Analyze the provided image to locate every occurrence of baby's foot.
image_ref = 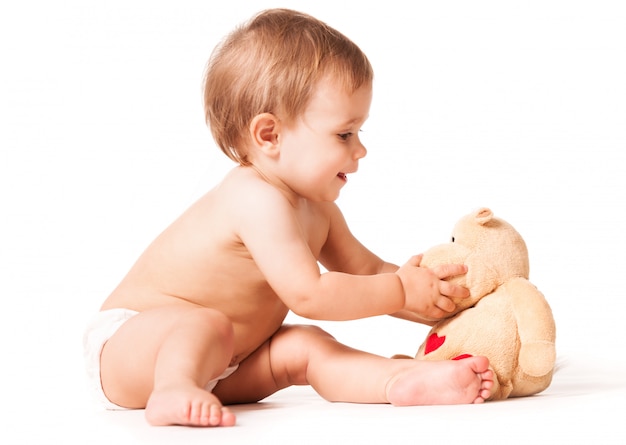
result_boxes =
[145,384,236,427]
[386,356,494,406]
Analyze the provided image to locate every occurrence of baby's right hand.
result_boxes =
[395,254,469,321]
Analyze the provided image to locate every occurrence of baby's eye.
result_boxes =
[338,132,353,141]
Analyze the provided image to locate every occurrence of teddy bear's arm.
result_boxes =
[507,278,556,377]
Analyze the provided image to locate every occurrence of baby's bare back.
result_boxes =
[101,170,303,364]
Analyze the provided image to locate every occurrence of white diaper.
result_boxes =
[83,308,238,410]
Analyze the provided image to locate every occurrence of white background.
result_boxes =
[1,0,625,443]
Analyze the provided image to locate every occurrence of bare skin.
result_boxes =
[98,77,493,427]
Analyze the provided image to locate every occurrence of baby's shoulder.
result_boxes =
[202,167,292,225]
[221,167,288,204]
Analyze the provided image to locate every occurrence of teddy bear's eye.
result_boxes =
[451,237,455,242]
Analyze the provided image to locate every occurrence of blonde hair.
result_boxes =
[203,8,373,165]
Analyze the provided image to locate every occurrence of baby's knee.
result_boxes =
[278,324,336,345]
[269,325,336,385]
[186,308,234,343]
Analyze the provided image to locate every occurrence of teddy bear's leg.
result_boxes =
[489,370,515,400]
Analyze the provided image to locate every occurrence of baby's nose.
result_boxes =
[354,142,367,160]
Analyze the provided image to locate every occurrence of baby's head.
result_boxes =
[204,8,373,165]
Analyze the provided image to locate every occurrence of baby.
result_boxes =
[84,8,493,427]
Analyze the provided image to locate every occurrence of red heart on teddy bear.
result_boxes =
[425,333,445,354]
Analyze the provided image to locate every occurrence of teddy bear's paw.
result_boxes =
[519,341,556,377]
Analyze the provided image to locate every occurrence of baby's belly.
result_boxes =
[229,310,288,365]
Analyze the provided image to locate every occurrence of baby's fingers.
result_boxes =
[440,281,470,300]
[436,295,456,313]
[434,263,467,279]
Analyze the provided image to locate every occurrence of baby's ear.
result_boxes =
[249,113,280,157]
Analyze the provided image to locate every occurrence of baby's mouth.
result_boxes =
[337,172,347,182]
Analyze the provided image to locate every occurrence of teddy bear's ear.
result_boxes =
[474,207,493,225]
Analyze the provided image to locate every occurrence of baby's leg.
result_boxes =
[213,324,493,406]
[99,306,236,427]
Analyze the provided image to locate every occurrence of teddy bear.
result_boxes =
[410,207,556,400]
